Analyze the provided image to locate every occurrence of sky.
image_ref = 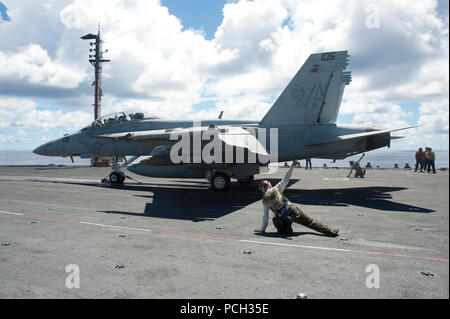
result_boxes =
[0,0,448,151]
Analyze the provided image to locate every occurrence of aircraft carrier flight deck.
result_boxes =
[0,166,448,298]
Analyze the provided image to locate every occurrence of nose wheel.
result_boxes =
[102,155,140,185]
[109,171,125,184]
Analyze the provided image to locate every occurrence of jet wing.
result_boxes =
[96,127,205,140]
[306,126,417,146]
[218,127,269,156]
[97,126,269,155]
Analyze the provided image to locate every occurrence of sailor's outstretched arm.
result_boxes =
[356,153,365,163]
[255,204,269,233]
[276,160,297,193]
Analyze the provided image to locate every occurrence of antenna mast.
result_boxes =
[81,25,112,167]
[81,24,110,120]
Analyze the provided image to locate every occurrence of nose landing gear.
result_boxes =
[109,171,126,184]
[100,155,140,185]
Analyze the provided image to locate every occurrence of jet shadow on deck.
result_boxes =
[29,177,434,221]
[98,180,434,222]
[283,186,434,213]
[99,178,298,222]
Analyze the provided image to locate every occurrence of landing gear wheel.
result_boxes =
[211,172,231,192]
[110,171,125,184]
[237,175,254,186]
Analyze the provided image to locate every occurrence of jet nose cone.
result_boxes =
[33,142,52,156]
[33,145,44,155]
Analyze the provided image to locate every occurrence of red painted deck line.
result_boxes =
[1,210,448,263]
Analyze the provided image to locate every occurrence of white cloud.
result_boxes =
[0,97,91,130]
[0,44,86,88]
[418,99,449,134]
[0,0,448,150]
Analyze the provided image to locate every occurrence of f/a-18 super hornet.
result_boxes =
[34,51,413,191]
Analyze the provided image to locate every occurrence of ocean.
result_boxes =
[307,150,449,169]
[0,150,448,169]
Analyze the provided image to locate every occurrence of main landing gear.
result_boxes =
[209,173,254,192]
[210,172,231,192]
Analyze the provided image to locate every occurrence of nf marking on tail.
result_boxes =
[259,51,350,127]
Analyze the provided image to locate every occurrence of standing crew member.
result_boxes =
[305,158,312,169]
[348,153,366,178]
[424,147,430,172]
[414,148,424,172]
[426,147,436,174]
[255,160,339,237]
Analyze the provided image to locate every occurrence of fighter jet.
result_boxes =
[34,51,413,191]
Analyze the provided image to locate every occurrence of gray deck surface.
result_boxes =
[0,166,448,298]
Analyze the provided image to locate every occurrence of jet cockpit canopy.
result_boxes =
[83,112,149,129]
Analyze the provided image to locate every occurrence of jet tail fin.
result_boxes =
[259,51,351,127]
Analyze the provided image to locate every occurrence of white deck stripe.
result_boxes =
[240,239,351,252]
[79,221,152,232]
[0,210,24,216]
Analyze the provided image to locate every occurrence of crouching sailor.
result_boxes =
[255,160,339,237]
[348,153,366,178]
